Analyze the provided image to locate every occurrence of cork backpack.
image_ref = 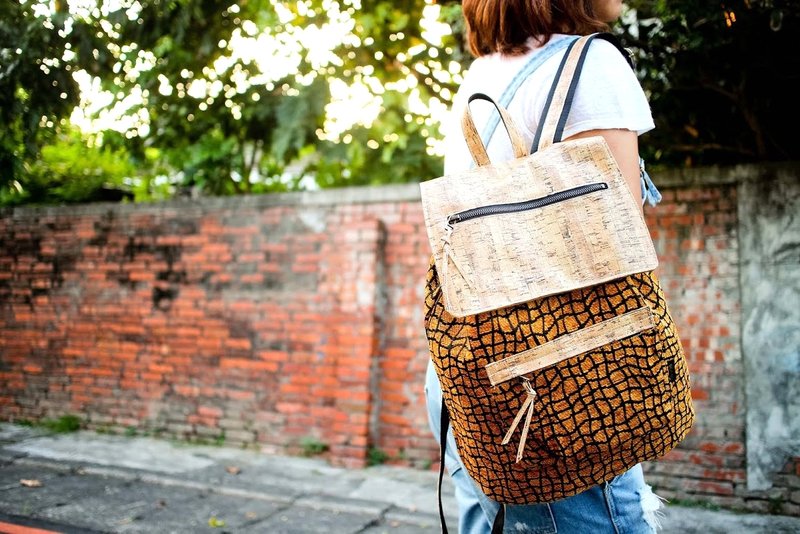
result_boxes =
[420,34,695,520]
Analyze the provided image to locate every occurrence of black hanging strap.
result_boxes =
[595,32,635,69]
[492,503,506,534]
[438,401,450,534]
[437,401,507,534]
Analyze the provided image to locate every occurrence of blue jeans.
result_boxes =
[424,361,662,534]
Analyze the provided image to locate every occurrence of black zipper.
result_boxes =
[447,182,608,225]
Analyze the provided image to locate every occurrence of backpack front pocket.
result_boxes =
[487,305,673,461]
[527,328,674,460]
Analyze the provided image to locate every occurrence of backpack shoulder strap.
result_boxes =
[478,35,578,148]
[595,32,635,69]
[480,33,633,156]
[531,32,633,153]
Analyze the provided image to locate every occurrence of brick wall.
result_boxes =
[1,169,798,514]
[640,185,749,506]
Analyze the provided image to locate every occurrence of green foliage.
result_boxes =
[127,147,182,203]
[94,424,117,435]
[366,446,389,466]
[1,130,135,206]
[2,0,463,203]
[768,496,785,515]
[4,0,797,206]
[40,414,83,433]
[0,1,82,192]
[618,0,799,167]
[300,436,329,457]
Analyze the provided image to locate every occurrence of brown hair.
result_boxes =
[462,0,608,57]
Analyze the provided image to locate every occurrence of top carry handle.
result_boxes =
[462,93,529,167]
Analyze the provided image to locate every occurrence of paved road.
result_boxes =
[1,423,799,533]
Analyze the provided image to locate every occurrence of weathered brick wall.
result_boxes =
[638,167,800,515]
[1,168,798,514]
[639,185,749,505]
[2,204,353,466]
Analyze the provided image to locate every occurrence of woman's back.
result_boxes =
[424,2,684,533]
[442,35,654,175]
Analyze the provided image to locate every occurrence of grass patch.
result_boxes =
[300,436,329,457]
[40,415,82,433]
[367,447,389,466]
[768,496,785,515]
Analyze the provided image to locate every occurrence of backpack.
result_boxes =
[420,33,695,525]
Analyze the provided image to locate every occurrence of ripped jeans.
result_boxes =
[425,361,663,534]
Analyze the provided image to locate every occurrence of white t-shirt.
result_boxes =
[442,35,655,175]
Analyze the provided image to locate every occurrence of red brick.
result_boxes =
[224,338,252,350]
[257,350,288,362]
[291,264,318,273]
[220,358,277,372]
[278,383,311,395]
[700,441,720,454]
[276,402,304,414]
[228,301,256,312]
[198,406,223,418]
[140,372,163,382]
[695,481,735,496]
[722,443,745,454]
[88,368,116,377]
[149,364,174,374]
[226,390,256,401]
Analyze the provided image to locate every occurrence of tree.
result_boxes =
[53,0,464,197]
[619,0,799,166]
[17,129,136,205]
[0,1,81,198]
[2,0,464,202]
[3,1,797,207]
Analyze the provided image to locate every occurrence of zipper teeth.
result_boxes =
[448,182,608,225]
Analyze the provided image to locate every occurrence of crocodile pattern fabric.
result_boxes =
[423,260,695,504]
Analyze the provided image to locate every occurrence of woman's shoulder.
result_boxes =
[583,36,634,73]
[574,36,644,99]
[562,35,655,137]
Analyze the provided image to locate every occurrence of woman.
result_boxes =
[425,1,665,533]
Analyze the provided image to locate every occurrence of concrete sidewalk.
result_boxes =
[1,423,799,533]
